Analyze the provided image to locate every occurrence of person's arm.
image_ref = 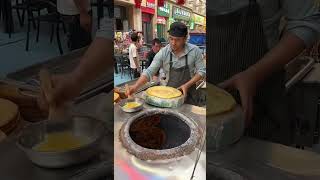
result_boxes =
[38,17,114,109]
[128,50,163,94]
[73,0,91,31]
[72,37,113,88]
[247,0,320,85]
[40,37,113,108]
[179,48,206,95]
[220,0,320,123]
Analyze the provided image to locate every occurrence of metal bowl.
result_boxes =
[16,116,106,168]
[119,98,144,113]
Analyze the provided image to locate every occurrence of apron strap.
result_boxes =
[169,52,189,69]
[185,54,188,69]
[169,53,173,69]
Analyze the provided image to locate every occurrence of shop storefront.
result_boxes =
[192,13,206,33]
[157,2,170,40]
[114,0,135,32]
[141,0,156,43]
[172,5,192,29]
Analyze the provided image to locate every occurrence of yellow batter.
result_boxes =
[146,86,182,99]
[33,131,89,152]
[123,102,141,109]
[207,83,236,116]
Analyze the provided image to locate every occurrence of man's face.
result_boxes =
[169,35,186,52]
[152,43,162,53]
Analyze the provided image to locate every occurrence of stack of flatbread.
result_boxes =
[207,83,236,116]
[144,86,184,108]
[0,98,20,135]
[146,86,182,99]
[206,83,244,150]
[0,84,47,122]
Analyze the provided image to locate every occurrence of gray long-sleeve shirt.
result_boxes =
[142,43,206,83]
[207,0,320,48]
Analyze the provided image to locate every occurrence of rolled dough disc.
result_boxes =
[0,98,19,127]
[207,83,236,116]
[146,86,182,99]
[265,145,320,176]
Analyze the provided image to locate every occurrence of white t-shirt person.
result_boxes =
[128,43,140,69]
[57,0,91,15]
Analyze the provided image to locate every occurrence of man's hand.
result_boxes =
[218,69,258,127]
[178,84,189,99]
[38,73,83,112]
[80,12,92,32]
[125,85,138,97]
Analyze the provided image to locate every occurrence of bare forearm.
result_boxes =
[73,37,113,88]
[248,32,306,84]
[73,0,89,14]
[184,74,203,88]
[133,75,148,90]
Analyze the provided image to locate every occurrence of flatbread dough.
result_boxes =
[207,83,236,116]
[265,145,320,176]
[146,86,182,99]
[0,98,18,127]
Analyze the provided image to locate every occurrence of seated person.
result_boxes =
[146,38,162,81]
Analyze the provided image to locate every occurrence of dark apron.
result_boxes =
[167,53,200,106]
[207,0,292,145]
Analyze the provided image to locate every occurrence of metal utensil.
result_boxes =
[190,132,206,179]
[16,116,106,168]
[196,80,206,90]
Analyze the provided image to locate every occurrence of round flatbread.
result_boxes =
[0,98,18,127]
[146,86,182,99]
[207,83,236,116]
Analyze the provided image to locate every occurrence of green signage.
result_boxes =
[190,20,195,30]
[172,6,191,21]
[193,14,205,25]
[157,2,170,17]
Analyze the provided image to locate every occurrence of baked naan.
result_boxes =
[207,83,236,116]
[146,86,182,99]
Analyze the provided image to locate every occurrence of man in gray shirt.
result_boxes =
[207,0,320,145]
[127,22,206,106]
